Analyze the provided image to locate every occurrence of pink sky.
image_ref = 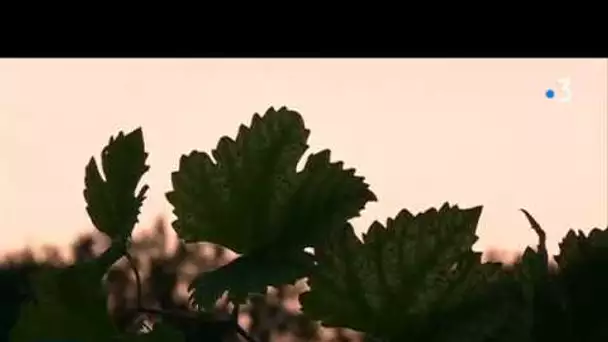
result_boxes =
[0,59,606,258]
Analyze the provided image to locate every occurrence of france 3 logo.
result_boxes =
[545,77,572,103]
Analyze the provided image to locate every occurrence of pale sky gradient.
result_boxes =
[0,59,606,258]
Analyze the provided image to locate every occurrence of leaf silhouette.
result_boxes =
[84,127,150,241]
[167,107,376,308]
[190,249,315,309]
[301,204,525,341]
[553,227,608,341]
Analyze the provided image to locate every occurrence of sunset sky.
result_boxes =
[0,59,606,258]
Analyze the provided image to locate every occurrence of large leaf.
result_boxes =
[84,127,150,240]
[301,204,525,341]
[167,107,376,307]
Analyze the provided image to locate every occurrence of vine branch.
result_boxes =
[124,249,257,342]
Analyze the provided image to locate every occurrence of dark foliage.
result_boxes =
[1,106,607,342]
[0,219,329,342]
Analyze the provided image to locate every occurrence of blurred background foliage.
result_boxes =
[0,217,522,342]
[1,217,369,342]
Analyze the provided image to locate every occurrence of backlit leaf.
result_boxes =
[84,128,150,241]
[301,204,525,341]
[167,107,375,307]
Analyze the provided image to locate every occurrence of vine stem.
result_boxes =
[124,250,257,342]
[124,251,143,311]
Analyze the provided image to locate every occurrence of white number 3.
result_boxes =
[557,77,572,103]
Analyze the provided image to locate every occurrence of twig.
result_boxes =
[124,248,258,342]
[520,208,548,262]
[235,324,257,342]
[231,303,257,342]
[232,303,240,320]
[125,251,143,310]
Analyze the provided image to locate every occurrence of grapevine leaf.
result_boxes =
[554,226,608,341]
[556,227,608,273]
[275,149,377,248]
[190,249,315,309]
[167,107,375,307]
[301,204,523,341]
[166,107,310,252]
[84,127,150,241]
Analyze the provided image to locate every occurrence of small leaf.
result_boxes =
[84,127,150,241]
[301,204,522,341]
[166,107,310,252]
[189,249,315,309]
